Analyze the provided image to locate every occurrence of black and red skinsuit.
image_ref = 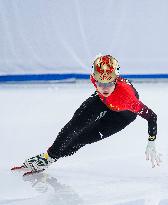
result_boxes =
[48,75,157,160]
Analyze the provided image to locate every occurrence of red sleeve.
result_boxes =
[120,79,157,138]
[132,99,157,137]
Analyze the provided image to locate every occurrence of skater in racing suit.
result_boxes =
[15,55,161,175]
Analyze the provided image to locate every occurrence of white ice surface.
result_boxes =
[0,82,168,205]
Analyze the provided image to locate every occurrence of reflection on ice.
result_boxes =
[21,170,168,205]
[23,173,49,193]
[22,172,83,205]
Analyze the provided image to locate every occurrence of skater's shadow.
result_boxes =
[22,172,83,205]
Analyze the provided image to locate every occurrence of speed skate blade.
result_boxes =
[11,165,25,171]
[23,169,45,177]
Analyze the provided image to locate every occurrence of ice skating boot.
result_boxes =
[22,152,56,176]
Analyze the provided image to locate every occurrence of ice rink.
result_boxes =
[0,81,168,205]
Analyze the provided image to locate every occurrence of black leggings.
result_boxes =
[48,92,137,160]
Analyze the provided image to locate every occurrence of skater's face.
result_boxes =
[96,81,116,97]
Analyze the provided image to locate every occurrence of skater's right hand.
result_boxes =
[145,140,161,168]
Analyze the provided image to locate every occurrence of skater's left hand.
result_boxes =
[145,140,161,168]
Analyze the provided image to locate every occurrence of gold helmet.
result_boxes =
[92,55,120,83]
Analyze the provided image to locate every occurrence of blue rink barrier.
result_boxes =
[0,73,168,82]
